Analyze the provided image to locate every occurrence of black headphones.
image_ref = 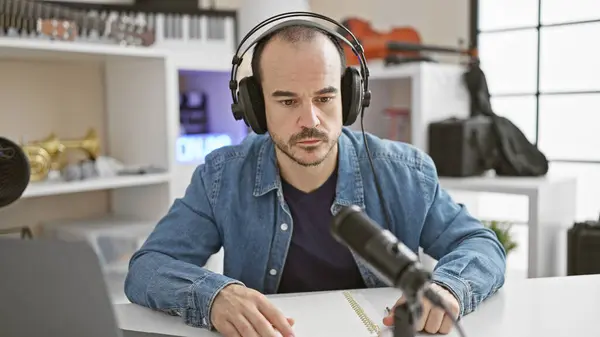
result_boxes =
[229,11,372,134]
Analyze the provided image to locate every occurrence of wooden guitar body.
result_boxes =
[339,17,423,65]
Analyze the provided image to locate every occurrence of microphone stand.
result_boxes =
[392,291,423,337]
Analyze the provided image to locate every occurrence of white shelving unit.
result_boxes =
[0,37,168,60]
[22,173,172,199]
[349,60,471,152]
[0,37,179,225]
[0,31,235,303]
[0,23,241,213]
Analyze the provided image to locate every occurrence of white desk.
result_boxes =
[115,274,600,337]
[439,175,577,278]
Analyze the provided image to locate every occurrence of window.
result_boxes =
[478,29,538,95]
[478,0,538,31]
[539,22,600,93]
[539,94,600,161]
[474,0,600,162]
[472,0,600,220]
[541,0,600,25]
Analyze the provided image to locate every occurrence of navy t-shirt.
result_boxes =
[277,169,366,293]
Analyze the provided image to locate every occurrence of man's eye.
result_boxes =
[316,97,332,103]
[280,99,296,106]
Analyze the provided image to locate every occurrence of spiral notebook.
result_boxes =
[269,290,392,337]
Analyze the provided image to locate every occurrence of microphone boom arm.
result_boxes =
[387,239,427,337]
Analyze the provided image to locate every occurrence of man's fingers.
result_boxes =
[423,307,445,334]
[219,321,242,337]
[286,317,295,326]
[382,289,458,334]
[439,315,454,334]
[231,314,260,337]
[257,299,295,337]
[245,307,278,337]
[382,314,394,327]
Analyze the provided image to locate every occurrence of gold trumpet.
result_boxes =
[22,128,101,182]
[21,145,53,182]
[61,128,101,161]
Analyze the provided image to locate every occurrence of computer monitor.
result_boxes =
[0,238,122,337]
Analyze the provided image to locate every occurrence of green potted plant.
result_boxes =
[483,220,518,255]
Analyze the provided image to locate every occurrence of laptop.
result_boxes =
[0,238,123,337]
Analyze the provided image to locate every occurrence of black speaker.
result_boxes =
[428,116,496,177]
[567,218,600,276]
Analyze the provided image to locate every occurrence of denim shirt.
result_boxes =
[125,128,506,330]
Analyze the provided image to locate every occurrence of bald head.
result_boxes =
[251,24,347,84]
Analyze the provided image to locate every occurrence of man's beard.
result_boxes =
[272,127,338,167]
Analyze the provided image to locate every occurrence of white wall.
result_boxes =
[216,0,470,48]
[310,0,470,49]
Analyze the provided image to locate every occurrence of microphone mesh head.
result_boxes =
[0,137,30,208]
[330,205,380,255]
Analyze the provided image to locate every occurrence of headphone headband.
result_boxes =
[229,11,371,120]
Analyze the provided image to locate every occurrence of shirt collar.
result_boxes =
[253,129,366,213]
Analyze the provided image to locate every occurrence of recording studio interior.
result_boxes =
[1,1,599,337]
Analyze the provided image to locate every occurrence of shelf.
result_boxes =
[0,37,167,62]
[0,31,237,229]
[22,173,172,198]
[439,175,577,196]
[172,51,232,71]
[364,61,469,80]
[366,61,421,80]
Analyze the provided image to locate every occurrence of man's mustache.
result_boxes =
[289,128,328,144]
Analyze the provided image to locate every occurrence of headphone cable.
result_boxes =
[359,108,393,241]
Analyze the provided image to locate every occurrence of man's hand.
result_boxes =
[210,284,295,337]
[383,283,460,335]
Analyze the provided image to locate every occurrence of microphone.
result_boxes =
[330,205,452,313]
[330,205,431,295]
[0,137,30,209]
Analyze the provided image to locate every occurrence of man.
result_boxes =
[125,23,506,337]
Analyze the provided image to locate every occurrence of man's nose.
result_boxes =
[297,103,320,128]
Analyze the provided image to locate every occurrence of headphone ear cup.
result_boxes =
[340,67,363,126]
[238,76,268,134]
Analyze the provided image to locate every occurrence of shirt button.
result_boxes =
[269,269,277,276]
[280,223,289,231]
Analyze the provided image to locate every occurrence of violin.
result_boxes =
[338,17,477,66]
